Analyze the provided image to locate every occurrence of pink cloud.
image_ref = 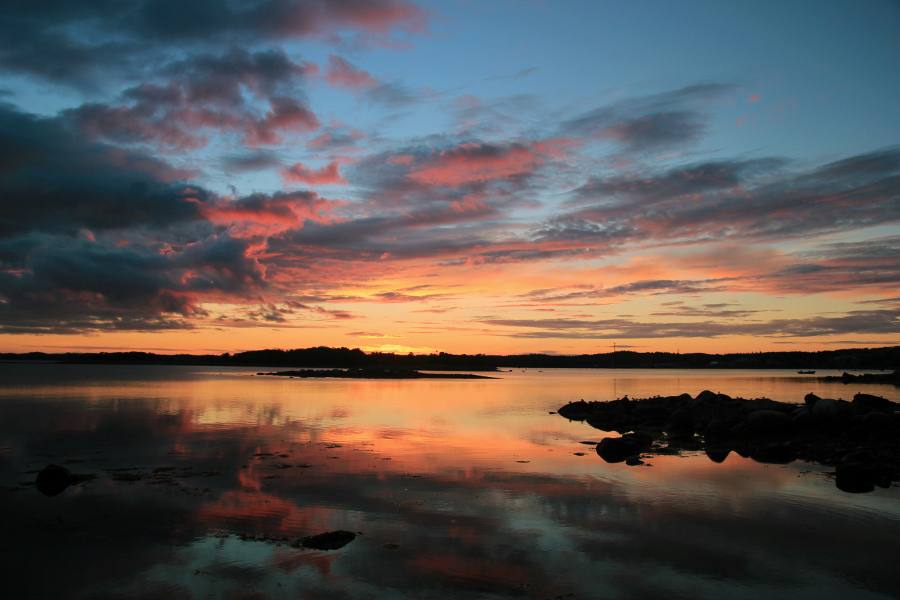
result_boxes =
[403,193,500,229]
[307,125,366,151]
[73,88,319,151]
[747,92,761,103]
[197,191,339,238]
[406,139,574,187]
[244,97,320,146]
[282,160,348,185]
[299,0,430,35]
[323,54,378,91]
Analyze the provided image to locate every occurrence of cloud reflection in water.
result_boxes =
[0,365,899,599]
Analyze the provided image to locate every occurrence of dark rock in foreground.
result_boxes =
[557,390,900,493]
[258,368,495,379]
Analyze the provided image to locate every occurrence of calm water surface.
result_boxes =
[1,364,898,599]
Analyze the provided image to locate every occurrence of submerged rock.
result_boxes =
[35,464,75,497]
[596,432,652,464]
[296,530,358,550]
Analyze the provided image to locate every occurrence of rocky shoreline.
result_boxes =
[821,371,900,385]
[557,390,900,493]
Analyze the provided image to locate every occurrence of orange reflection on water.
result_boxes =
[5,365,900,599]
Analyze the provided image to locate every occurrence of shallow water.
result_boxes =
[1,364,898,599]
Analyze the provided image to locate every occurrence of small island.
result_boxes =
[257,368,496,379]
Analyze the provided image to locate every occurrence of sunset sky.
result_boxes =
[1,0,899,355]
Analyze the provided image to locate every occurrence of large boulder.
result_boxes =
[853,393,897,411]
[667,393,694,408]
[690,390,718,408]
[704,418,730,439]
[631,401,669,421]
[861,411,894,430]
[811,398,849,417]
[665,409,694,432]
[791,408,813,427]
[747,410,791,433]
[742,398,796,414]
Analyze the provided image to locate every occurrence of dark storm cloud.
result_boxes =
[561,84,735,152]
[0,229,271,332]
[0,0,428,87]
[0,104,204,237]
[0,102,345,334]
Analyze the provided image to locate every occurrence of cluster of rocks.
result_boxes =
[557,390,900,493]
[823,371,900,385]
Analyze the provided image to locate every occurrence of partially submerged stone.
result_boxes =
[35,464,74,497]
[295,530,358,550]
[596,432,653,464]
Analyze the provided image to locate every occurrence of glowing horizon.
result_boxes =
[1,1,899,355]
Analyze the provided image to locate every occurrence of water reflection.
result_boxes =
[1,365,899,599]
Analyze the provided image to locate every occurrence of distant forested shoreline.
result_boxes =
[1,346,898,371]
